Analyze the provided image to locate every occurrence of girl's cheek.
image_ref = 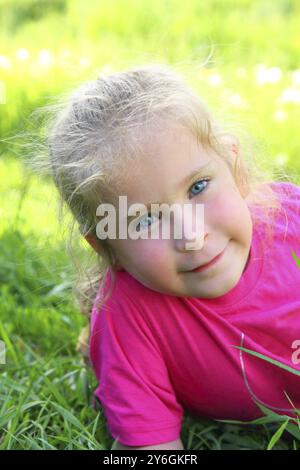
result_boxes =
[210,192,246,227]
[203,196,228,227]
[136,239,171,267]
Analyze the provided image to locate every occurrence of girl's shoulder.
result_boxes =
[270,180,300,222]
[268,180,300,244]
[269,180,300,202]
[92,268,167,321]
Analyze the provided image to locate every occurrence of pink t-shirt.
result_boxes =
[89,182,300,447]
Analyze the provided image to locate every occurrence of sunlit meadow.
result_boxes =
[0,0,300,450]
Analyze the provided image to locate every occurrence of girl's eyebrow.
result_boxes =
[178,162,212,190]
[142,162,212,210]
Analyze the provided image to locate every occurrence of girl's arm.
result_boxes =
[112,438,184,450]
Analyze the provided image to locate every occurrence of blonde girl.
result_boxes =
[37,64,300,450]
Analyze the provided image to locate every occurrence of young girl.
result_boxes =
[44,64,300,450]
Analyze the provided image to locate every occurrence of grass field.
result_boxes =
[1,0,300,450]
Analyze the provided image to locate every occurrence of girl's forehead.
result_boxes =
[108,160,218,209]
[139,128,217,173]
[102,125,221,203]
[141,124,197,152]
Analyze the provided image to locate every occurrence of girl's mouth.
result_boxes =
[188,245,227,273]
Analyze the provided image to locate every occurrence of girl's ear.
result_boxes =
[83,233,124,271]
[231,142,239,156]
[223,134,239,157]
[84,233,103,255]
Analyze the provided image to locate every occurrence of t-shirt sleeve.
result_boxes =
[89,280,184,447]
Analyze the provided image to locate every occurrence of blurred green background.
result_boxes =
[0,0,299,450]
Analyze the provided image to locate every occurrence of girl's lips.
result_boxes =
[189,245,227,273]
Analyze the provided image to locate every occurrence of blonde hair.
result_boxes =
[28,62,290,330]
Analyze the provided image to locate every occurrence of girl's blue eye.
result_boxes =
[136,213,160,231]
[136,179,209,232]
[190,179,209,197]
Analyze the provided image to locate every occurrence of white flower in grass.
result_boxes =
[274,153,289,166]
[255,64,282,85]
[79,57,91,68]
[38,49,53,67]
[278,87,300,104]
[273,109,287,122]
[267,67,282,83]
[254,64,267,85]
[60,49,71,59]
[100,64,114,76]
[208,73,223,87]
[16,48,29,61]
[228,92,246,108]
[0,55,11,69]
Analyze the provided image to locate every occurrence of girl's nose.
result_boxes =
[173,203,206,252]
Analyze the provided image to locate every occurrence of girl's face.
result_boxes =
[98,126,253,299]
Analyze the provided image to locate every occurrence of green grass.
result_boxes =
[1,0,300,450]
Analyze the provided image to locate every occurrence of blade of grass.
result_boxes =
[267,418,290,450]
[232,345,300,377]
